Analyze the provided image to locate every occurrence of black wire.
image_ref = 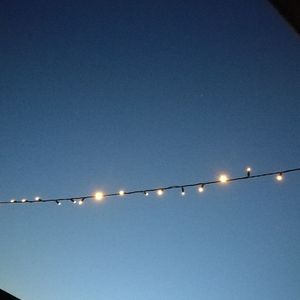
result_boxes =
[1,167,299,205]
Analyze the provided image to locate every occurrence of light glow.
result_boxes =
[119,190,125,196]
[219,174,229,183]
[198,185,204,193]
[181,187,185,196]
[246,167,251,177]
[276,173,283,181]
[157,189,164,196]
[94,192,104,201]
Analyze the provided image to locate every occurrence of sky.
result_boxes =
[1,1,300,299]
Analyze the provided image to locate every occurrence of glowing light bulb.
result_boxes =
[78,198,84,205]
[10,199,16,203]
[198,185,204,193]
[56,200,61,206]
[119,190,125,196]
[246,167,251,177]
[70,199,77,204]
[276,173,283,181]
[94,192,104,201]
[219,174,228,183]
[21,198,27,203]
[181,187,185,196]
[144,191,149,196]
[35,196,41,201]
[157,189,164,196]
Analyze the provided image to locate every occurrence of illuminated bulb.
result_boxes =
[10,199,16,203]
[198,185,204,193]
[94,192,104,201]
[276,173,283,181]
[144,191,149,196]
[181,187,185,196]
[219,174,229,183]
[157,189,164,196]
[246,167,251,177]
[78,198,84,205]
[21,198,27,203]
[119,190,125,196]
[56,200,61,206]
[35,196,41,201]
[70,199,77,204]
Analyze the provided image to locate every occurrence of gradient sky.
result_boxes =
[1,1,300,299]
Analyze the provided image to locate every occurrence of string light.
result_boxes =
[219,174,229,183]
[1,167,299,207]
[181,187,185,196]
[198,184,204,193]
[94,192,104,201]
[157,189,164,196]
[246,167,251,177]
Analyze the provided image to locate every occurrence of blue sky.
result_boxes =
[1,1,300,299]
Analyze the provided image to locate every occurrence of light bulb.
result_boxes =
[246,167,251,177]
[144,191,149,196]
[119,190,125,196]
[21,198,27,203]
[157,189,164,196]
[181,187,185,196]
[198,185,204,193]
[70,199,77,204]
[95,192,104,201]
[276,173,283,181]
[35,196,41,201]
[78,198,84,205]
[10,199,16,203]
[219,174,228,183]
[56,200,61,206]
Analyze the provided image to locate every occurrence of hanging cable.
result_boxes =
[1,166,299,206]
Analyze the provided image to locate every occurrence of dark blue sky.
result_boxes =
[1,1,300,299]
